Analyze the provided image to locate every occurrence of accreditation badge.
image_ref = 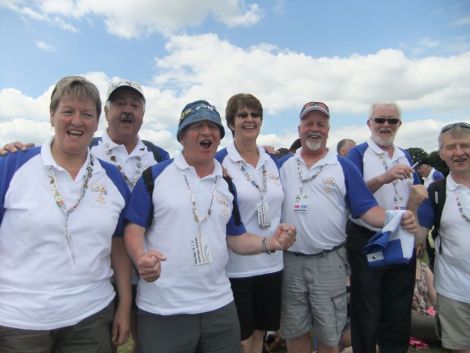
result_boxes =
[293,194,308,213]
[257,201,271,228]
[191,235,212,266]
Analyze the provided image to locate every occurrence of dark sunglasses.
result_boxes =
[236,111,261,119]
[372,117,400,125]
[440,122,470,133]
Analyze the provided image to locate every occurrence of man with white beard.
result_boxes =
[278,102,419,353]
[345,102,424,353]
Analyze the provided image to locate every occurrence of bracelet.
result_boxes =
[262,237,275,254]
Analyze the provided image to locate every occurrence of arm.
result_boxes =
[424,265,437,307]
[360,206,420,237]
[110,236,132,346]
[227,223,296,255]
[124,223,166,282]
[407,184,428,213]
[0,141,34,156]
[366,164,414,193]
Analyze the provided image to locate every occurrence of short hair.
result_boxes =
[225,93,263,136]
[438,123,470,150]
[369,102,401,119]
[336,139,355,154]
[50,76,101,119]
[290,138,301,153]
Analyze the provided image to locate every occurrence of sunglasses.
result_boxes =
[372,117,400,125]
[236,111,261,119]
[440,122,470,133]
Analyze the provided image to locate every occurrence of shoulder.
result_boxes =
[215,148,228,163]
[278,153,295,168]
[141,140,170,162]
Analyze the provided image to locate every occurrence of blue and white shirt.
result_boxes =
[0,138,129,330]
[280,148,377,254]
[125,153,246,315]
[216,143,284,278]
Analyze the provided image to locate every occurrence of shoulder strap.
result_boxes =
[142,140,163,162]
[90,136,102,148]
[428,178,446,254]
[142,166,154,195]
[223,175,242,226]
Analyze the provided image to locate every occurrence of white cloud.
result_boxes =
[0,0,262,38]
[1,35,470,153]
[35,40,55,51]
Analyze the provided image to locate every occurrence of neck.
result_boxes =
[234,139,259,166]
[373,138,395,157]
[451,171,470,188]
[51,143,87,179]
[300,147,327,168]
[107,129,138,154]
[182,153,215,178]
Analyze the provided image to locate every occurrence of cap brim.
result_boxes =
[300,106,330,119]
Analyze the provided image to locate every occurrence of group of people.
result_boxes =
[0,75,468,353]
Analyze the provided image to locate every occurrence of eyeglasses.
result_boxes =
[372,117,400,125]
[236,111,261,119]
[440,122,470,133]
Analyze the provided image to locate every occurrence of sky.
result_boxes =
[1,0,470,156]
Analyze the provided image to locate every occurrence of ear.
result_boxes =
[104,105,110,122]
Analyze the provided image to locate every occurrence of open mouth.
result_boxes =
[67,129,84,137]
[242,124,256,130]
[120,114,134,124]
[307,133,321,140]
[200,140,212,149]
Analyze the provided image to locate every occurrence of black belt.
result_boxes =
[288,243,344,257]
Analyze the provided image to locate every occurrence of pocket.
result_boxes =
[331,292,348,335]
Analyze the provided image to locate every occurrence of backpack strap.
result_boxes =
[223,175,242,226]
[428,178,446,254]
[142,166,154,195]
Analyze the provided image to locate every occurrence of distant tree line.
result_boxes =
[406,147,449,176]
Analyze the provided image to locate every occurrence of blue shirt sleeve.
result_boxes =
[417,198,435,229]
[339,156,378,218]
[125,174,154,229]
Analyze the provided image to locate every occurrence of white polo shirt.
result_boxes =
[91,131,169,190]
[280,148,377,254]
[125,153,246,315]
[423,168,444,188]
[0,138,129,330]
[348,139,419,231]
[418,175,470,303]
[216,143,284,278]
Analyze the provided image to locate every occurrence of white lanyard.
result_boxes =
[47,155,94,264]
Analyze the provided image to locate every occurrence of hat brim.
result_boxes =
[300,106,330,119]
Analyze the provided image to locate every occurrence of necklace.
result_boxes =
[297,157,324,196]
[182,173,217,225]
[238,161,267,196]
[454,190,470,222]
[47,155,94,264]
[377,153,405,204]
[107,151,144,188]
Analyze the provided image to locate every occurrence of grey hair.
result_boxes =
[438,124,470,150]
[369,102,401,119]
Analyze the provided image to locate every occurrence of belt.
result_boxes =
[288,243,344,257]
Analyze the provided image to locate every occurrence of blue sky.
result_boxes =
[1,0,469,155]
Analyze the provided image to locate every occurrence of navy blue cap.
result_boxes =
[177,100,225,141]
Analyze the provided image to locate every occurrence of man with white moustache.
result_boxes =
[346,102,425,353]
[278,101,419,353]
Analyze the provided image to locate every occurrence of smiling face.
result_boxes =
[231,107,262,143]
[367,104,402,148]
[50,95,99,160]
[180,120,221,170]
[104,87,145,146]
[439,131,470,177]
[298,111,330,154]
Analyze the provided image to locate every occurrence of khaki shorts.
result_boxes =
[436,294,470,350]
[280,248,349,346]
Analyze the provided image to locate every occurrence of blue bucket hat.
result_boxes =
[177,100,225,141]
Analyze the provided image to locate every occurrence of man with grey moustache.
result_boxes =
[278,102,419,353]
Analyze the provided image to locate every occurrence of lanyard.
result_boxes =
[296,157,324,196]
[182,173,218,236]
[378,153,404,203]
[47,155,94,264]
[107,151,144,188]
[238,161,267,201]
[454,190,470,222]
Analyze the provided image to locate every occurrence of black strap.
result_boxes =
[142,167,154,195]
[428,178,446,254]
[223,175,242,226]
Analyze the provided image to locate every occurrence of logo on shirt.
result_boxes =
[91,183,108,205]
[322,177,336,193]
[216,193,232,219]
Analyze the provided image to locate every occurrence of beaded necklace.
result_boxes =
[377,153,405,205]
[47,155,94,264]
[107,152,143,188]
[454,190,470,222]
[296,157,324,196]
[238,161,267,196]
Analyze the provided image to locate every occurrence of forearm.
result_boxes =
[360,206,386,228]
[227,233,271,255]
[366,173,388,193]
[111,237,132,309]
[124,223,147,267]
